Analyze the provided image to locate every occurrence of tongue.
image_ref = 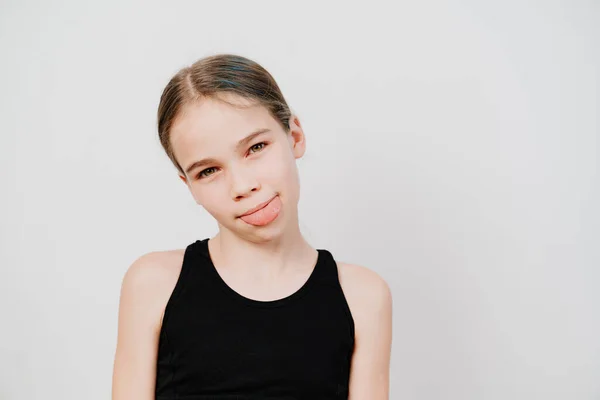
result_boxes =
[240,196,282,226]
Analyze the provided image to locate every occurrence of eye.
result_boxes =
[248,142,268,154]
[197,167,217,180]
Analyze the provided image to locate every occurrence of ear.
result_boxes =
[288,114,306,159]
[178,173,188,185]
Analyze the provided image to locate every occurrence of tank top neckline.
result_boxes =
[196,238,325,309]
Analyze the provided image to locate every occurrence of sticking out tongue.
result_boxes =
[239,196,282,226]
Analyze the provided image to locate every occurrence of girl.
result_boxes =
[112,54,392,399]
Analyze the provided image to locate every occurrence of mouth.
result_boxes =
[238,195,278,218]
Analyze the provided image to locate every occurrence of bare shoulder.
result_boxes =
[336,262,393,324]
[124,248,185,284]
[120,248,186,328]
[336,262,393,395]
[112,248,186,398]
[337,262,392,301]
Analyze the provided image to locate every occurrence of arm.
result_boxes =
[111,253,173,400]
[342,265,393,399]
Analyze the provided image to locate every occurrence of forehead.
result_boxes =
[170,95,278,161]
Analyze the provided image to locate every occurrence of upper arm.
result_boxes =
[111,252,179,400]
[341,264,393,399]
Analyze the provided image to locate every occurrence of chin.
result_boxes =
[238,214,289,243]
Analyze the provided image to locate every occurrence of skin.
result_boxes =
[111,93,393,399]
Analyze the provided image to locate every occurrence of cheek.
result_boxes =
[259,148,298,187]
[190,185,226,214]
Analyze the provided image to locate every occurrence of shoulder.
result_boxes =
[112,249,187,397]
[124,249,186,285]
[336,262,393,394]
[336,262,392,326]
[337,262,392,304]
[119,248,186,328]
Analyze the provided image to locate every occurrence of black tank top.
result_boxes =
[155,238,355,399]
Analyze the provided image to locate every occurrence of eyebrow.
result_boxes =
[184,128,271,175]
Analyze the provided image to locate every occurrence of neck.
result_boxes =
[208,226,317,280]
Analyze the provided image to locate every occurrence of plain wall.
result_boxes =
[0,1,598,399]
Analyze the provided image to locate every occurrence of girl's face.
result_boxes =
[170,94,306,242]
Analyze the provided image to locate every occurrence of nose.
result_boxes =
[229,165,261,200]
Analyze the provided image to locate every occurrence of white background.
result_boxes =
[1,1,598,399]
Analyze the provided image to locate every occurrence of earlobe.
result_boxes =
[293,133,306,159]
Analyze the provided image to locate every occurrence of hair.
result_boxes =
[157,53,292,176]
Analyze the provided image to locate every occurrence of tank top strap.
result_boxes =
[187,238,220,286]
[193,237,210,261]
[172,239,202,298]
[312,247,355,341]
[312,248,342,287]
[159,240,204,331]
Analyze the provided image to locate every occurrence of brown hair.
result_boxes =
[157,53,292,176]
